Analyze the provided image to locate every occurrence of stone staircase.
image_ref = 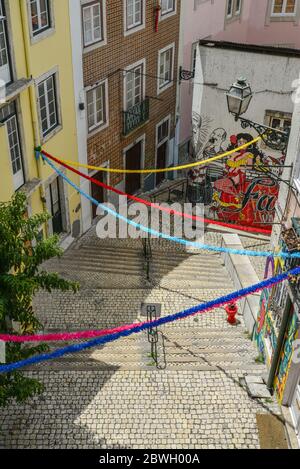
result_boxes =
[29,229,266,377]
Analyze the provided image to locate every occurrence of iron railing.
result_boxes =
[123,97,150,136]
[146,305,167,370]
[149,178,188,204]
[142,237,152,281]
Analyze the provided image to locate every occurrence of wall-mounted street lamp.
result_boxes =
[226,78,290,152]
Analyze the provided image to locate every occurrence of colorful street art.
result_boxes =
[255,287,271,364]
[274,310,299,403]
[256,251,300,402]
[256,257,285,366]
[188,120,285,230]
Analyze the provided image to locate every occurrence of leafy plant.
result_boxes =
[0,192,79,407]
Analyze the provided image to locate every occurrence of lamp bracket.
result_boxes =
[179,67,195,82]
[238,117,290,152]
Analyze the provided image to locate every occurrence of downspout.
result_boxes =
[19,0,40,157]
[267,296,292,393]
[19,0,48,233]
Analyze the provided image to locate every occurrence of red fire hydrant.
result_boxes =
[225,302,238,325]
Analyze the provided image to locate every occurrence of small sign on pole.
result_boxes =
[141,303,161,318]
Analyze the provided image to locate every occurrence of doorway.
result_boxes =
[91,170,105,219]
[156,116,170,187]
[125,140,143,194]
[50,178,63,234]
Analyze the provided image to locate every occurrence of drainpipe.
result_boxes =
[19,0,40,157]
[267,296,292,393]
[19,0,49,235]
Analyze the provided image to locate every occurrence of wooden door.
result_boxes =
[91,171,105,219]
[156,141,167,187]
[125,141,142,194]
[50,178,63,234]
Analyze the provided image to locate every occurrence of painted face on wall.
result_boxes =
[205,128,227,152]
[237,137,248,147]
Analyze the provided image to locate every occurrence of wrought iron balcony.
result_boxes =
[123,98,150,136]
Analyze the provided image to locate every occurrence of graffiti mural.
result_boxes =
[188,122,285,230]
[255,288,271,364]
[255,251,300,402]
[274,309,299,403]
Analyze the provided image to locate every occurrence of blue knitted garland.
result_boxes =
[40,154,300,260]
[0,265,299,373]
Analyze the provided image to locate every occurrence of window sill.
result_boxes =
[83,40,107,54]
[225,14,241,24]
[41,124,63,144]
[30,27,55,45]
[2,78,33,103]
[269,15,297,22]
[159,11,177,21]
[124,23,146,37]
[88,122,109,138]
[157,81,174,95]
[19,178,42,198]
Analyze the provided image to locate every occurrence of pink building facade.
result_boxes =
[179,0,300,158]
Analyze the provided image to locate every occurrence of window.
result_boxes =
[157,118,169,145]
[161,0,176,17]
[0,0,11,84]
[0,102,25,190]
[271,0,297,15]
[227,0,233,17]
[125,0,143,31]
[86,80,108,132]
[235,0,241,14]
[30,0,50,35]
[158,44,174,93]
[124,62,144,110]
[226,0,242,18]
[37,74,58,136]
[82,1,104,47]
[266,112,292,133]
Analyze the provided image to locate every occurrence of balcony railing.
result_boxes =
[123,97,150,136]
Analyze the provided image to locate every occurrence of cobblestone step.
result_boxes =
[46,260,144,275]
[24,362,265,372]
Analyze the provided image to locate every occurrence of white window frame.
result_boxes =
[157,43,175,95]
[0,102,25,191]
[156,115,171,162]
[29,0,51,35]
[27,0,55,44]
[271,0,297,16]
[81,0,107,52]
[86,79,109,135]
[226,0,234,17]
[235,0,242,14]
[160,0,177,20]
[35,67,62,143]
[123,58,146,111]
[124,0,145,36]
[0,0,11,84]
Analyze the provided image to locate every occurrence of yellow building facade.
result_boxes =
[0,0,82,240]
